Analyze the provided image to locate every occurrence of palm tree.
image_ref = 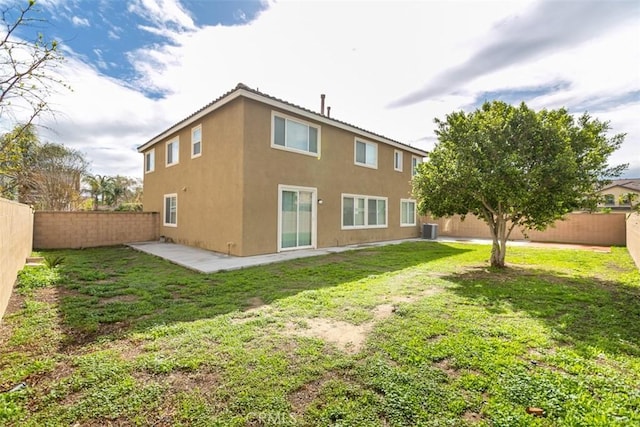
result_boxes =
[83,174,113,210]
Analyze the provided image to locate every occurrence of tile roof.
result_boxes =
[138,83,428,156]
[600,178,640,192]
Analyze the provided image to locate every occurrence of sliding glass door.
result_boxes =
[279,186,316,251]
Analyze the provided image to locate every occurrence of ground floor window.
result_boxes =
[342,194,387,229]
[164,194,177,226]
[401,199,416,226]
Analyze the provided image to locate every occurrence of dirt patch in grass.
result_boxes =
[286,318,373,354]
[388,286,443,304]
[435,359,459,378]
[462,410,484,422]
[98,294,139,305]
[289,371,353,416]
[371,304,395,320]
[285,301,405,353]
[245,296,265,310]
[286,292,447,354]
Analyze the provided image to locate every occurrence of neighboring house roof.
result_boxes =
[600,179,640,192]
[137,83,429,156]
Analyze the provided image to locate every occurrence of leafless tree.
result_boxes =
[1,0,67,140]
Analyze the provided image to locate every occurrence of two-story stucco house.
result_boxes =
[137,84,428,256]
[598,179,640,211]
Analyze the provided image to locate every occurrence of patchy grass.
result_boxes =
[0,242,638,426]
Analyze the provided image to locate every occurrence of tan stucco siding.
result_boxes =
[241,99,420,255]
[599,185,640,207]
[142,99,246,255]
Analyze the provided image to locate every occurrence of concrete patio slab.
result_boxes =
[128,237,610,274]
[128,239,422,273]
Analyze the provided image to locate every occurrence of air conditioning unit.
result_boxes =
[422,223,438,240]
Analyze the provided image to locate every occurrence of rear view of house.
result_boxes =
[137,84,428,256]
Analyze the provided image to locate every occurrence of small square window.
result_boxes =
[355,140,377,169]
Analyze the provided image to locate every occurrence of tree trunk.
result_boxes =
[489,216,507,268]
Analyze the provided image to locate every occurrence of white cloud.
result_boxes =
[29,0,640,179]
[71,15,90,27]
[128,0,196,39]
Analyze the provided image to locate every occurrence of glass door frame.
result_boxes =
[277,184,317,252]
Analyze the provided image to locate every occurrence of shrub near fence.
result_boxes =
[0,198,33,320]
[422,212,627,246]
[34,211,160,249]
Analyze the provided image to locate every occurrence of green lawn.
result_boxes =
[1,242,639,426]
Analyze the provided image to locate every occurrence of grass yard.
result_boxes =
[0,241,639,426]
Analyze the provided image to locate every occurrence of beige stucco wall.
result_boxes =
[599,186,640,208]
[241,99,420,255]
[142,99,246,255]
[0,198,33,320]
[33,212,159,249]
[627,212,640,269]
[141,96,422,256]
[424,212,626,246]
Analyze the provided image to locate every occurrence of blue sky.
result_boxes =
[2,0,639,178]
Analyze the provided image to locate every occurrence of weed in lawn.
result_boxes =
[15,265,61,294]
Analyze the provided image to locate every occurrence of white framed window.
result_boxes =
[342,194,387,229]
[271,112,320,156]
[163,194,177,227]
[144,149,155,173]
[354,139,378,169]
[411,156,422,177]
[191,125,202,158]
[401,199,416,226]
[166,137,179,167]
[394,150,403,172]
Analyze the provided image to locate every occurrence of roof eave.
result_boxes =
[137,87,429,157]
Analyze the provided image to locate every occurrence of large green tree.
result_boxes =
[413,101,626,268]
[0,123,40,201]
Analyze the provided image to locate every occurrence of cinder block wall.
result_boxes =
[423,212,627,246]
[34,212,160,249]
[627,212,640,269]
[0,198,33,320]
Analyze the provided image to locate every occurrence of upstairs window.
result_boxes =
[355,139,377,169]
[191,125,202,158]
[145,149,155,173]
[411,156,422,177]
[394,150,403,172]
[272,113,319,156]
[166,137,179,166]
[603,194,615,205]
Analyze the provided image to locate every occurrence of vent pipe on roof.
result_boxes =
[320,94,325,115]
[327,106,331,117]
